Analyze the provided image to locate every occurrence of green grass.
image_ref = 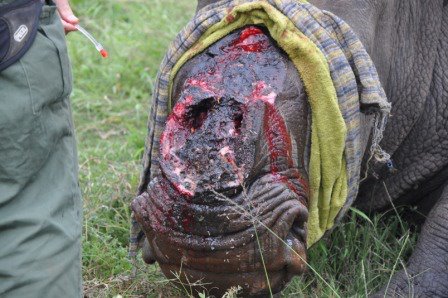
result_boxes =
[68,1,418,297]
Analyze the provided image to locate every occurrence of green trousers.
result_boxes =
[0,4,82,298]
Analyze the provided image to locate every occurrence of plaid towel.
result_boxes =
[129,0,390,260]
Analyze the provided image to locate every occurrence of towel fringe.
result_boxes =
[370,104,392,164]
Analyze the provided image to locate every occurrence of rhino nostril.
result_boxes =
[233,111,244,134]
[142,238,156,264]
[291,221,306,243]
[291,208,308,243]
[186,97,214,130]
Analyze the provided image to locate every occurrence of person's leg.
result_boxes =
[0,4,82,298]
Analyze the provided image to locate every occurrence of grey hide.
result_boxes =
[192,0,448,296]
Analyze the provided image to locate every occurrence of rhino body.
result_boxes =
[132,0,448,296]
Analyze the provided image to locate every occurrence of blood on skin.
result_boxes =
[226,12,235,23]
[245,80,309,200]
[224,27,269,53]
[185,78,221,95]
[219,146,244,183]
[181,207,194,233]
[263,103,309,201]
[150,179,177,233]
[172,95,193,120]
[154,177,194,233]
[246,81,277,105]
[173,182,195,198]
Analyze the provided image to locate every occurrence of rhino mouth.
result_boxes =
[134,171,308,248]
[132,169,308,295]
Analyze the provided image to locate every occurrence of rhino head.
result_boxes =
[132,25,310,296]
[132,0,448,296]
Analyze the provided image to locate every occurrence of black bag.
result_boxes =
[0,0,43,72]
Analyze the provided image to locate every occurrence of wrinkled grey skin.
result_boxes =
[198,0,448,296]
[308,1,448,296]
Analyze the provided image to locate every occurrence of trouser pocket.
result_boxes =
[28,4,73,115]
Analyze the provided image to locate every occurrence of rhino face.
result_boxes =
[132,26,310,296]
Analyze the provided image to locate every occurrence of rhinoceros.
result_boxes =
[131,0,448,296]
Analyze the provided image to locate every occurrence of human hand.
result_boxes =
[53,0,79,34]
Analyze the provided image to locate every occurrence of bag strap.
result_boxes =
[0,0,43,72]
